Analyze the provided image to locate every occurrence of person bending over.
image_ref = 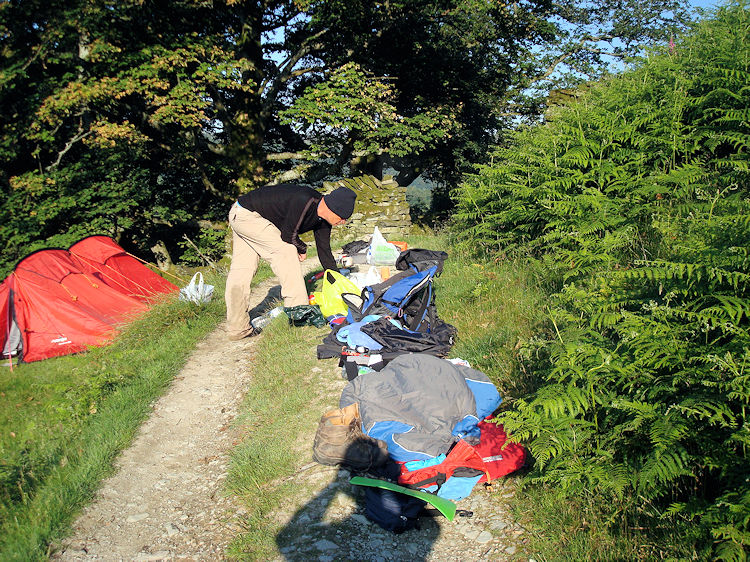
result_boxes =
[225,183,356,340]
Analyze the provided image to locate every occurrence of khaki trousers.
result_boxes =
[225,203,308,338]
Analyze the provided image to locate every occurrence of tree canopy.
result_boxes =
[0,0,694,273]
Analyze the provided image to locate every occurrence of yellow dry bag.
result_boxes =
[312,269,361,318]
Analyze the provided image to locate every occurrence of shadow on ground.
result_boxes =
[247,284,283,320]
[247,268,324,321]
[275,469,443,561]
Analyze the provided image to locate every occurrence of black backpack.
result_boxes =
[359,316,456,357]
[362,462,425,534]
[364,487,425,534]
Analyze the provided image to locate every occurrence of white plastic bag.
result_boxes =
[179,272,214,304]
[367,226,401,266]
[348,266,383,290]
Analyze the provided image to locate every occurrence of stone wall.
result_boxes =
[321,175,412,241]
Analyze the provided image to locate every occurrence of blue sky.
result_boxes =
[689,0,724,9]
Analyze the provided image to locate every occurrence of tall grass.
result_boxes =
[413,235,693,560]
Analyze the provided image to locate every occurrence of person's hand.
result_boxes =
[298,252,307,262]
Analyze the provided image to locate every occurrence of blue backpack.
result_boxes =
[343,265,439,332]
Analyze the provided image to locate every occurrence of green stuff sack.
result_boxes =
[312,269,360,318]
[284,304,327,328]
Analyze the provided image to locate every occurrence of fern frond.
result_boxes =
[638,446,692,494]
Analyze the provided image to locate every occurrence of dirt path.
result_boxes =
[52,266,529,561]
[50,276,278,561]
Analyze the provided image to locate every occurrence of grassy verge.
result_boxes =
[224,319,337,560]
[507,485,684,561]
[433,244,546,398]
[0,269,240,560]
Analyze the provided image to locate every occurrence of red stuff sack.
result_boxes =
[397,439,487,490]
[474,419,527,482]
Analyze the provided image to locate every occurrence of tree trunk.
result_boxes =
[229,7,268,191]
[150,241,173,271]
[350,153,384,180]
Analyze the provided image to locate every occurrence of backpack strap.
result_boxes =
[409,466,485,490]
[407,282,433,331]
[371,269,414,297]
[409,472,447,491]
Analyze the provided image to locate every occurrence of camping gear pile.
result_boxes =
[316,247,458,379]
[310,235,526,533]
[1,235,178,364]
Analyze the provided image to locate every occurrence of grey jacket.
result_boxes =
[339,353,501,461]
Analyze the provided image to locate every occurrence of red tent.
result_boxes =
[70,235,177,303]
[1,237,178,363]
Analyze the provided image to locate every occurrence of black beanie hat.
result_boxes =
[324,187,357,219]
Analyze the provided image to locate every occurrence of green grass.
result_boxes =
[509,484,700,561]
[0,270,234,560]
[224,318,337,559]
[421,236,699,561]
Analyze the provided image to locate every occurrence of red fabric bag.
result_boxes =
[473,419,526,482]
[397,439,487,489]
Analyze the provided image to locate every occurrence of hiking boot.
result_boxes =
[312,404,389,470]
[227,328,258,341]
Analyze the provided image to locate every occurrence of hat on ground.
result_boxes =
[324,187,357,219]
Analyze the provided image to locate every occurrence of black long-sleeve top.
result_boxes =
[237,183,337,271]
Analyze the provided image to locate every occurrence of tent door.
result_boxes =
[3,293,22,359]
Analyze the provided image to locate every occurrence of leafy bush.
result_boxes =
[177,224,229,266]
[453,3,749,558]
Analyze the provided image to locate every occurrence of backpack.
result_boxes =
[364,486,425,534]
[358,316,456,359]
[395,248,449,275]
[474,419,527,481]
[363,461,426,534]
[343,265,441,332]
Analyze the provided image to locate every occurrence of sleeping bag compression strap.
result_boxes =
[350,476,457,521]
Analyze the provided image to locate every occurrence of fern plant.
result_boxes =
[455,3,750,558]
